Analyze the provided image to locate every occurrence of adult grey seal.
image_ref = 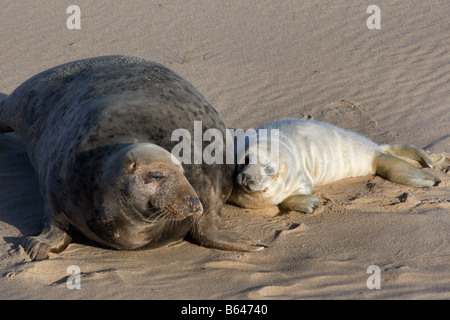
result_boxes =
[0,55,263,260]
[228,119,444,213]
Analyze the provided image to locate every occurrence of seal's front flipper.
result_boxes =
[190,216,266,252]
[375,153,440,187]
[280,194,320,213]
[22,206,72,260]
[22,225,72,260]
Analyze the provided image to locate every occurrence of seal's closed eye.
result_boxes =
[144,172,165,184]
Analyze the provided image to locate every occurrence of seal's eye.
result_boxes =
[264,166,276,176]
[144,171,165,184]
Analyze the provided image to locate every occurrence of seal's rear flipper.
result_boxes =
[380,144,434,168]
[429,153,447,167]
[375,153,440,187]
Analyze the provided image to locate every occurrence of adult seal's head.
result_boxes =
[102,143,202,222]
[81,143,202,250]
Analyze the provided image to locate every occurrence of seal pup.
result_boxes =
[228,119,443,213]
[0,55,263,260]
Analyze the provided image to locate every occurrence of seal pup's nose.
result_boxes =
[239,172,253,186]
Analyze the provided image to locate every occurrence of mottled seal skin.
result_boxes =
[228,119,442,214]
[0,55,263,260]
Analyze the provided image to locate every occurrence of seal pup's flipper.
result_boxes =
[380,144,436,168]
[375,153,440,187]
[190,215,266,252]
[279,194,320,213]
[429,153,447,166]
[22,205,72,260]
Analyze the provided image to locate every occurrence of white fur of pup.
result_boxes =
[228,119,441,213]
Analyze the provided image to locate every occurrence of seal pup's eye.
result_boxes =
[264,166,276,176]
[144,171,165,184]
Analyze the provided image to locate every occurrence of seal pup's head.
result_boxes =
[102,143,203,223]
[235,142,286,197]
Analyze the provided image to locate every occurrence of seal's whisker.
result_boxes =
[144,208,164,222]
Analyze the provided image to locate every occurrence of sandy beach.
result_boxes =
[0,1,449,300]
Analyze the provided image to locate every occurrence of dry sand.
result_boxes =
[0,1,449,299]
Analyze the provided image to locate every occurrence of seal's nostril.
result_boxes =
[242,173,252,182]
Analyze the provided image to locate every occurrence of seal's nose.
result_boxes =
[188,196,201,214]
[240,172,253,186]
